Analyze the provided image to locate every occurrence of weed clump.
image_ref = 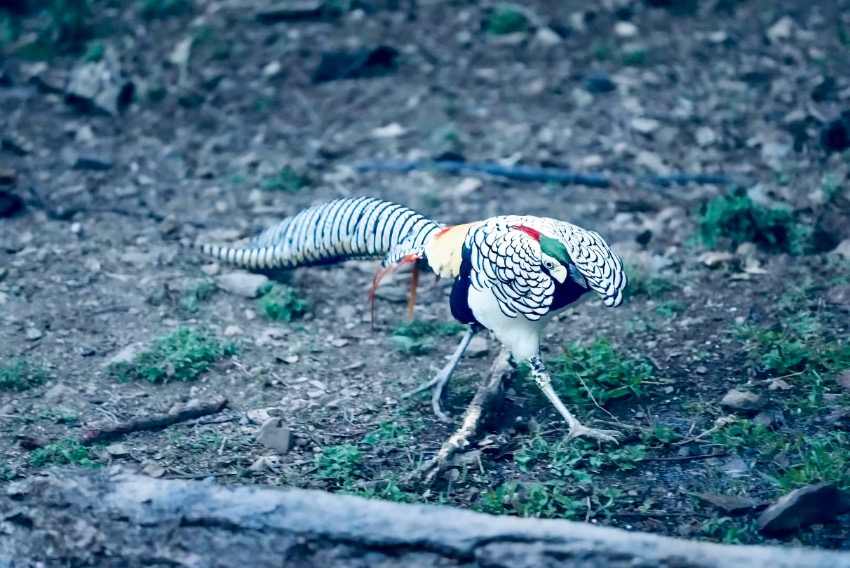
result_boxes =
[29,439,99,468]
[484,5,527,35]
[108,328,236,383]
[0,358,48,391]
[258,284,309,322]
[697,189,811,254]
[259,166,310,192]
[140,0,192,19]
[623,263,676,300]
[544,339,652,408]
[2,0,94,58]
[315,444,362,487]
[391,319,464,355]
[734,316,850,406]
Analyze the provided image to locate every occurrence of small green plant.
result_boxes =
[620,44,649,66]
[735,317,850,381]
[347,478,420,504]
[515,436,646,484]
[391,320,464,355]
[259,166,310,192]
[0,358,47,391]
[624,264,676,299]
[4,0,94,59]
[179,278,217,312]
[543,339,652,408]
[655,301,685,318]
[478,481,580,518]
[48,0,94,49]
[642,424,679,446]
[484,5,527,35]
[315,444,362,487]
[697,188,811,254]
[590,38,614,60]
[81,39,104,61]
[40,409,79,425]
[700,517,751,544]
[258,284,309,322]
[362,422,413,446]
[29,439,99,468]
[108,328,236,383]
[140,0,191,18]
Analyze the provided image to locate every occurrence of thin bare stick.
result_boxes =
[78,398,228,446]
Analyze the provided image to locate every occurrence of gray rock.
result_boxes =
[218,271,270,298]
[466,336,489,358]
[44,383,76,402]
[831,239,850,260]
[753,407,785,429]
[62,147,114,171]
[65,45,134,116]
[106,443,129,457]
[25,327,43,341]
[720,455,749,478]
[257,417,292,453]
[106,342,146,367]
[758,483,850,534]
[720,389,765,413]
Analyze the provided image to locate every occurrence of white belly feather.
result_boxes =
[467,286,567,361]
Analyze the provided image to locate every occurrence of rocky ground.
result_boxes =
[1,0,850,550]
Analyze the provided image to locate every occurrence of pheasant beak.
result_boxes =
[568,264,589,289]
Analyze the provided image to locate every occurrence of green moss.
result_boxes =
[107,328,236,383]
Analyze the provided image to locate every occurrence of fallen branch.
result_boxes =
[349,159,748,188]
[412,347,513,484]
[77,397,228,446]
[2,468,848,567]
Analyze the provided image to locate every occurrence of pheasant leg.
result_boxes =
[528,355,622,444]
[401,326,476,422]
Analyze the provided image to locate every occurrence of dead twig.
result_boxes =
[409,348,513,485]
[78,398,228,446]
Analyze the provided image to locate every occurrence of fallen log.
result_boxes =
[1,468,848,567]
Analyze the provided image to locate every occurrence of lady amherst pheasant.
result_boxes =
[195,196,628,443]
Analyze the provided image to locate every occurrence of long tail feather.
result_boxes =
[194,197,441,271]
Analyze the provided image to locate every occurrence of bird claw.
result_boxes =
[565,424,623,445]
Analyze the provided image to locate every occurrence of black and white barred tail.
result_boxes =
[195,197,443,271]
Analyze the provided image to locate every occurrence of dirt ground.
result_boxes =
[2,0,850,551]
